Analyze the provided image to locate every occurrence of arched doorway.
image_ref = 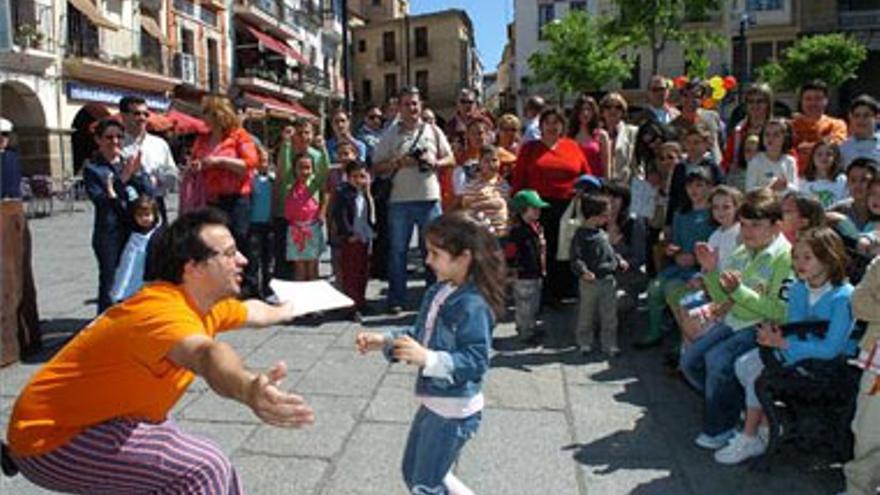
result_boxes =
[0,82,49,176]
[71,103,111,175]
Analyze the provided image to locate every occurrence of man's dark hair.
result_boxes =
[580,194,610,220]
[398,85,421,99]
[847,157,879,176]
[849,94,879,115]
[738,188,783,223]
[94,118,125,137]
[149,208,231,284]
[525,95,545,114]
[345,159,368,175]
[119,95,147,114]
[799,80,829,98]
[292,116,312,129]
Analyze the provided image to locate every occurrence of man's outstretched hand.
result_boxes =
[246,361,315,428]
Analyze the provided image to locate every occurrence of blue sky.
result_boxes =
[410,0,513,73]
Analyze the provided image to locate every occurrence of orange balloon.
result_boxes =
[701,98,717,109]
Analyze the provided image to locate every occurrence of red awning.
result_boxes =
[167,109,210,135]
[243,92,316,120]
[243,24,308,66]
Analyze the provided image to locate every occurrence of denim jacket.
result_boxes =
[383,282,494,398]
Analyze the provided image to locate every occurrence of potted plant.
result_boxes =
[14,24,45,50]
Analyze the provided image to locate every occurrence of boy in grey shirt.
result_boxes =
[571,194,626,356]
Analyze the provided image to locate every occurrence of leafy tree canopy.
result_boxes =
[756,33,868,91]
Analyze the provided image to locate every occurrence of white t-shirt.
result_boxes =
[372,120,453,203]
[122,133,177,196]
[839,133,880,168]
[800,175,849,209]
[746,152,798,191]
[708,222,741,266]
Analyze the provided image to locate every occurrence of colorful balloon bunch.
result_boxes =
[672,75,737,109]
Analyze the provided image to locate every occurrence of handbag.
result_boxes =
[556,196,583,261]
[179,169,207,213]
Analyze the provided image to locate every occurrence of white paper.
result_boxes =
[269,279,355,316]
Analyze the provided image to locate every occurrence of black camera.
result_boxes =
[407,146,433,173]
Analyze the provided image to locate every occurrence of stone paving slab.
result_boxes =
[322,422,410,495]
[296,349,388,398]
[458,408,580,495]
[243,395,366,459]
[362,372,420,424]
[232,454,329,495]
[482,362,567,410]
[244,331,338,370]
[568,384,668,460]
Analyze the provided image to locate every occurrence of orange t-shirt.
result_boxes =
[6,283,248,457]
[791,114,848,173]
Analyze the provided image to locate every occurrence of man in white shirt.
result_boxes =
[521,95,545,143]
[372,86,455,314]
[119,96,177,224]
[840,94,880,168]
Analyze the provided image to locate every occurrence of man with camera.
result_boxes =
[372,86,454,314]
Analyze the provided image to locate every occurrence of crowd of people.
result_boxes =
[2,73,880,495]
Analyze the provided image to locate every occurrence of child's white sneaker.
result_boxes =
[714,433,766,465]
[694,429,736,450]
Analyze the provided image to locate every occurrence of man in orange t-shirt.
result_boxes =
[3,209,314,494]
[791,80,848,174]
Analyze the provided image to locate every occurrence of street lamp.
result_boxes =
[732,7,756,100]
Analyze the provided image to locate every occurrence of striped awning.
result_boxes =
[68,0,119,31]
[140,16,166,45]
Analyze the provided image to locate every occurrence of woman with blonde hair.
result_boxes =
[496,113,522,155]
[190,95,260,293]
[600,92,638,182]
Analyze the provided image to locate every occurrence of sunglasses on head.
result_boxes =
[603,104,624,110]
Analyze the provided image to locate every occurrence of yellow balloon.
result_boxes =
[712,86,726,100]
[709,76,724,89]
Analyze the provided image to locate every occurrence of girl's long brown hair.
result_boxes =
[424,213,508,319]
[794,227,850,285]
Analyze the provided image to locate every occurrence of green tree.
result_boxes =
[756,33,868,91]
[527,11,634,100]
[608,0,725,76]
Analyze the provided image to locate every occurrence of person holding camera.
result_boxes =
[372,86,455,314]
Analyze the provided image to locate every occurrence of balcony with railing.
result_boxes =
[295,0,323,31]
[235,27,303,99]
[63,15,182,92]
[0,0,57,72]
[233,0,301,40]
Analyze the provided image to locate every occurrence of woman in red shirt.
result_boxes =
[190,96,259,292]
[513,107,592,305]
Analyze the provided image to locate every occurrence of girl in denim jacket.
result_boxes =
[356,213,507,495]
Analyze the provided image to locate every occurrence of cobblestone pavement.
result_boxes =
[1,199,844,494]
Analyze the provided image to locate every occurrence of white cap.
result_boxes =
[0,118,12,133]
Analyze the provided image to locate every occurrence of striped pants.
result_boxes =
[12,418,242,494]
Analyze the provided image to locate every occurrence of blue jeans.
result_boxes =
[387,200,442,307]
[402,406,481,495]
[680,321,757,435]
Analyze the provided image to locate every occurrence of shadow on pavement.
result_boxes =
[22,318,90,364]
